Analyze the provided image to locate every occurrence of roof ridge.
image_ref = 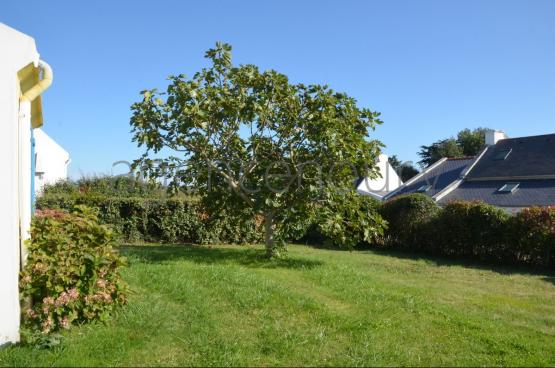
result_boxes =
[500,132,555,142]
[446,156,475,161]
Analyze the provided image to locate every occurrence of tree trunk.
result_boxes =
[264,212,275,258]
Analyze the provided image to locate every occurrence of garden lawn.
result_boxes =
[1,244,555,366]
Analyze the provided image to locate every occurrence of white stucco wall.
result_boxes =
[0,23,41,345]
[34,129,70,194]
[357,154,403,198]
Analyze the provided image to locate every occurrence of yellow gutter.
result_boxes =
[17,60,53,128]
[20,60,53,102]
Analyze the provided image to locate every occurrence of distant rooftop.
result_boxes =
[466,133,555,180]
[388,157,475,199]
[439,179,555,207]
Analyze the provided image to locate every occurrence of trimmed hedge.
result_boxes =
[37,190,555,269]
[432,201,511,261]
[510,206,555,267]
[36,194,263,245]
[380,194,440,250]
[380,194,554,269]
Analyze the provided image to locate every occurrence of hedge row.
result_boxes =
[38,192,555,269]
[380,194,555,268]
[36,195,262,245]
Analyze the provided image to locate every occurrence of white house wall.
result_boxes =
[0,23,40,345]
[357,154,403,196]
[34,128,70,194]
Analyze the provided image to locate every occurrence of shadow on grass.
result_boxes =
[362,247,555,278]
[542,276,555,286]
[299,241,555,278]
[119,244,323,270]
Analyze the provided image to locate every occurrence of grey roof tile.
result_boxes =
[439,179,555,207]
[466,133,555,179]
[389,158,474,199]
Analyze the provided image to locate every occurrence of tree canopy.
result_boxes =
[388,155,419,182]
[417,127,491,167]
[130,43,384,256]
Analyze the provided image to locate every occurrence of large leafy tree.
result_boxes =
[456,128,489,156]
[418,139,463,167]
[417,127,490,167]
[130,43,383,257]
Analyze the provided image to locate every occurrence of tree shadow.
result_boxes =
[542,276,555,286]
[296,241,555,278]
[119,244,323,270]
[364,247,555,278]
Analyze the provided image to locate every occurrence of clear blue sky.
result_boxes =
[3,0,554,177]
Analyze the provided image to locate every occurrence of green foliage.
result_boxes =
[130,42,384,256]
[432,201,510,260]
[20,206,127,334]
[418,127,491,167]
[36,195,263,245]
[388,154,419,182]
[418,138,463,167]
[42,176,167,199]
[380,194,440,249]
[456,128,490,156]
[381,198,554,268]
[318,190,386,248]
[509,206,555,267]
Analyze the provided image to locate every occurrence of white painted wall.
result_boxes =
[485,130,508,146]
[0,23,41,345]
[357,154,403,198]
[34,129,70,194]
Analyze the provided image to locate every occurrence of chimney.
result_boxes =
[485,130,508,146]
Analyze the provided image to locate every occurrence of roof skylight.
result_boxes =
[498,182,520,193]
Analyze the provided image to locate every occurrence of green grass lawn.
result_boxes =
[1,244,555,366]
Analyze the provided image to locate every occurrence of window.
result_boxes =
[492,148,512,161]
[416,184,431,193]
[498,182,520,193]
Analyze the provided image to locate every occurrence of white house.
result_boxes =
[34,129,70,194]
[0,23,53,345]
[356,154,403,200]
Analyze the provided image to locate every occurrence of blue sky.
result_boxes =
[3,0,554,177]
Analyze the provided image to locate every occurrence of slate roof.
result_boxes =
[466,133,555,180]
[387,157,474,199]
[439,179,555,207]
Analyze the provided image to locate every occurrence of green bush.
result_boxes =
[36,194,263,245]
[510,206,555,267]
[380,194,440,249]
[20,206,127,334]
[318,191,387,248]
[433,201,510,261]
[380,197,554,269]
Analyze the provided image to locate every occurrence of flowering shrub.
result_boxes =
[20,206,127,334]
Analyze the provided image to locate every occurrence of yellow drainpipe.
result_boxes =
[18,59,53,268]
[20,60,53,102]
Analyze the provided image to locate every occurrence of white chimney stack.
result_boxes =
[485,130,508,146]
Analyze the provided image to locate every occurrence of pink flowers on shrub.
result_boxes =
[20,205,127,334]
